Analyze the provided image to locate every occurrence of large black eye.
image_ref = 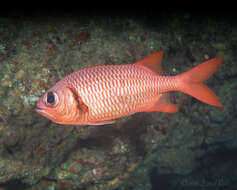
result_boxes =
[46,91,58,107]
[47,92,55,104]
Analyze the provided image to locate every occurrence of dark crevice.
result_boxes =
[0,180,30,190]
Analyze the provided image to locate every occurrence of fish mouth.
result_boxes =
[35,107,56,120]
[35,107,44,114]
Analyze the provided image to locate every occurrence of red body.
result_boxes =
[36,51,223,125]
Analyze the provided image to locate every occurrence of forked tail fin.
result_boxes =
[177,57,223,107]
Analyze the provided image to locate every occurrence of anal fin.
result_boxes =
[144,93,178,113]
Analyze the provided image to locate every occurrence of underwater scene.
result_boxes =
[0,10,236,190]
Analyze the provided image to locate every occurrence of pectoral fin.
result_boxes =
[68,87,89,113]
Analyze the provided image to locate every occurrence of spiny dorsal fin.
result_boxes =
[135,51,164,75]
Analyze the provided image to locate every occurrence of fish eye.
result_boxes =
[46,91,58,107]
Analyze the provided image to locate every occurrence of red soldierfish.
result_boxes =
[36,51,223,125]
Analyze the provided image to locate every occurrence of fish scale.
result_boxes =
[68,65,160,123]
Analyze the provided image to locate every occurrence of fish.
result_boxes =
[35,51,223,125]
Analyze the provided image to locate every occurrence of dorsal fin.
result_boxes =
[135,51,164,75]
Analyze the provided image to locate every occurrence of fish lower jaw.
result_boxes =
[35,108,56,120]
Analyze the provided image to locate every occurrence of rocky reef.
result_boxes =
[0,12,236,190]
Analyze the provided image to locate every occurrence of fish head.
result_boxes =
[35,82,81,124]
